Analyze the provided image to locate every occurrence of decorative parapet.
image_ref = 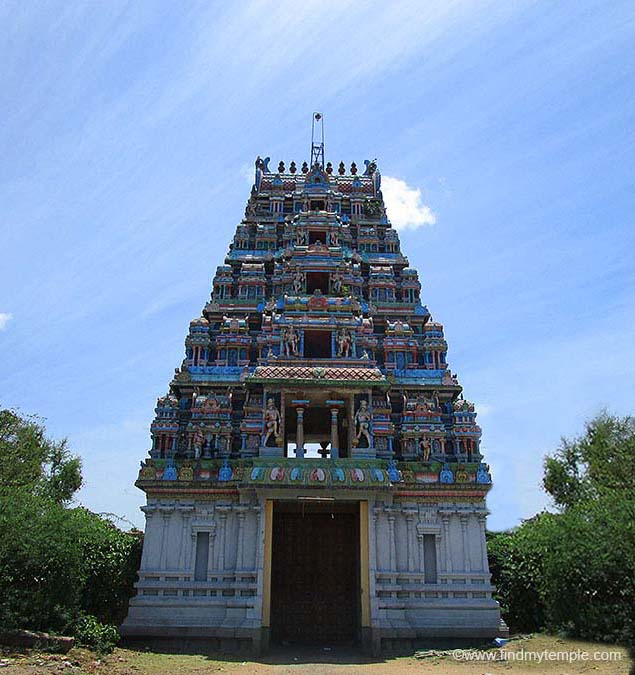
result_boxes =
[135,458,492,495]
[246,364,387,387]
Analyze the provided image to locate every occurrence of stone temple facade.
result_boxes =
[121,136,504,654]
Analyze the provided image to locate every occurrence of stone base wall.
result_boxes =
[121,492,501,654]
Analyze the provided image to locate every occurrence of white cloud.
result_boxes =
[0,313,13,331]
[382,176,436,230]
[476,402,495,417]
[241,163,255,186]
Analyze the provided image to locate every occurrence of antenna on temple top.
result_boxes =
[310,112,325,169]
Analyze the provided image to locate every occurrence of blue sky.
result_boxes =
[1,1,634,531]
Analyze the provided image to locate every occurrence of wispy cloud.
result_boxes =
[0,313,13,331]
[382,176,436,230]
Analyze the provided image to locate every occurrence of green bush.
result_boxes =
[0,409,142,642]
[73,614,119,653]
[489,413,635,649]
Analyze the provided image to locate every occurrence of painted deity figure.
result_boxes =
[331,270,344,294]
[295,228,308,246]
[336,328,352,358]
[263,398,281,447]
[192,425,205,459]
[292,268,304,294]
[419,437,431,462]
[203,395,219,411]
[282,326,299,357]
[354,400,372,448]
[329,230,340,246]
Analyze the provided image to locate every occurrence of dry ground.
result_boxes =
[0,634,631,675]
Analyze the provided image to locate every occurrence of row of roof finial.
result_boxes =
[255,157,378,177]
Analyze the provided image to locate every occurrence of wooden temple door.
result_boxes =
[271,502,360,644]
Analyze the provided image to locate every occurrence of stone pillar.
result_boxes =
[296,409,305,458]
[405,510,415,572]
[139,505,157,570]
[207,524,217,577]
[387,513,396,571]
[416,524,425,573]
[477,513,488,572]
[291,400,310,459]
[236,508,247,570]
[373,509,381,568]
[177,505,194,570]
[330,408,339,458]
[460,514,471,572]
[217,510,228,571]
[326,400,344,459]
[159,506,172,570]
[441,513,451,573]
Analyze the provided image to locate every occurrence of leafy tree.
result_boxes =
[0,409,141,640]
[543,412,635,508]
[0,409,82,503]
[490,412,635,648]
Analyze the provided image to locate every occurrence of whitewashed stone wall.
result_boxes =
[368,498,501,637]
[122,496,265,636]
[123,494,501,644]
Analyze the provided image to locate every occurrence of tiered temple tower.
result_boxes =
[122,120,504,653]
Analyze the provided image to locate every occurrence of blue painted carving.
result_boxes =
[163,459,177,481]
[439,463,455,484]
[387,460,401,482]
[290,467,304,481]
[476,463,492,484]
[332,467,345,482]
[371,468,384,482]
[218,459,232,482]
[250,467,264,481]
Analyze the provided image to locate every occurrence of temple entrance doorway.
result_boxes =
[270,500,360,645]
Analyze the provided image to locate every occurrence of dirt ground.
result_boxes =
[0,634,631,675]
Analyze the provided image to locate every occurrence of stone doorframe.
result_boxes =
[259,497,371,652]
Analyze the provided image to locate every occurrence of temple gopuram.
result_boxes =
[122,116,504,654]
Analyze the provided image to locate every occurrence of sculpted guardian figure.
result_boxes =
[354,400,372,448]
[192,425,205,459]
[336,328,352,358]
[263,398,281,447]
[331,270,344,293]
[282,326,299,357]
[292,268,304,294]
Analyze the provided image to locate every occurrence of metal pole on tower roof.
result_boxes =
[310,112,325,169]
